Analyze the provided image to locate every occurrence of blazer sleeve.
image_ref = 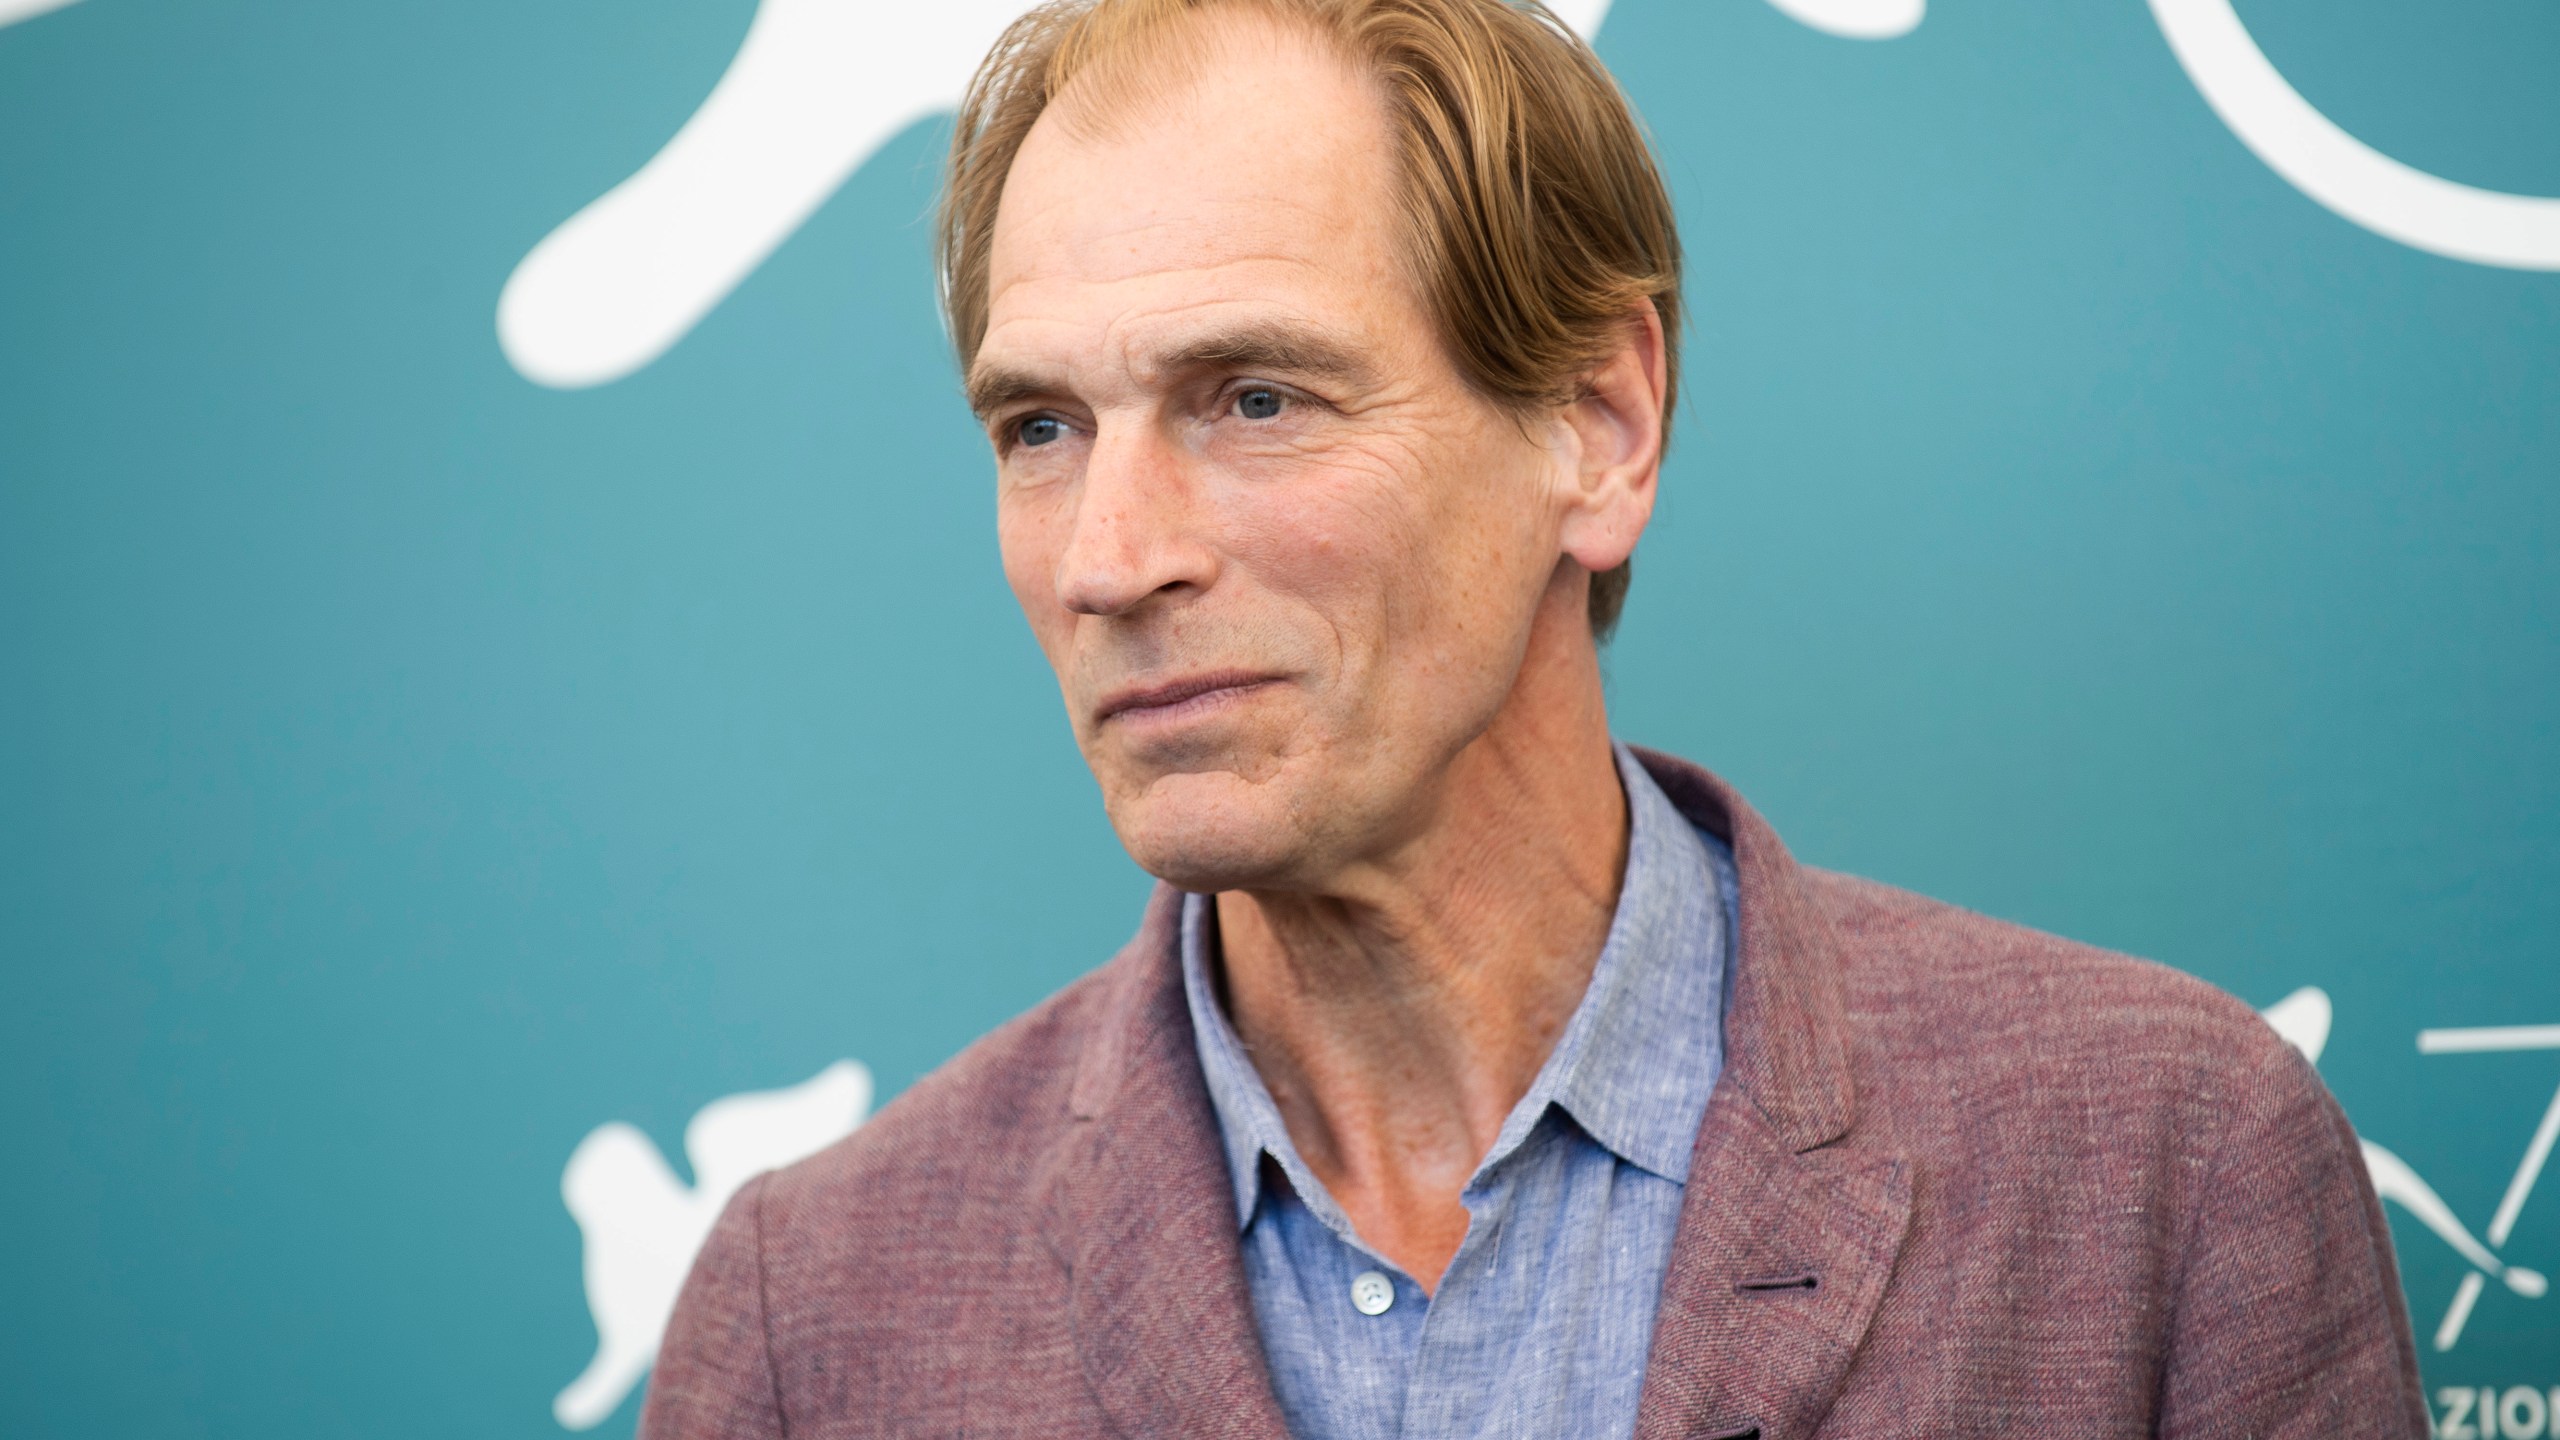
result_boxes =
[638,1173,788,1440]
[2155,1041,2429,1439]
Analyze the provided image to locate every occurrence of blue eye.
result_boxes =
[1236,388,1283,420]
[1017,415,1064,447]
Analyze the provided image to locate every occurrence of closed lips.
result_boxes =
[1096,674,1279,723]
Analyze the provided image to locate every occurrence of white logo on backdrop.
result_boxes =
[2408,1021,2560,1351]
[2262,989,2558,1352]
[476,0,2560,390]
[554,1060,873,1430]
[491,0,1608,389]
[1762,0,1921,42]
[2147,0,2560,273]
[0,0,80,28]
[497,0,1028,391]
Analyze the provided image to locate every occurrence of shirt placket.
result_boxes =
[1255,1152,1429,1440]
[1389,1130,1546,1439]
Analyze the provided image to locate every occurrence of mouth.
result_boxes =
[1094,671,1283,729]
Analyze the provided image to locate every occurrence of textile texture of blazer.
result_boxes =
[642,750,2427,1439]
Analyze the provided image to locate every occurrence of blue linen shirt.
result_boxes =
[1180,744,1739,1440]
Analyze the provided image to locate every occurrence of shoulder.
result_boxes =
[749,958,1122,1261]
[1791,869,2405,1355]
[648,948,1152,1429]
[1797,867,2320,1171]
[1804,866,2293,1081]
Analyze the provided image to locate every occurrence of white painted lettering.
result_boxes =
[2501,1387,2548,1440]
[2445,1387,2482,1440]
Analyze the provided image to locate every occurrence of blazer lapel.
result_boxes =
[1042,889,1292,1440]
[1632,751,1916,1440]
[1631,1087,1913,1440]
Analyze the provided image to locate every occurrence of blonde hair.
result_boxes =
[937,0,1681,637]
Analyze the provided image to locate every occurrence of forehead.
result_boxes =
[981,17,1411,371]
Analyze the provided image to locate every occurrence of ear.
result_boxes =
[1554,300,1667,576]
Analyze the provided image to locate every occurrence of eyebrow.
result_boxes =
[1158,323,1376,389]
[965,320,1379,420]
[964,365,1060,422]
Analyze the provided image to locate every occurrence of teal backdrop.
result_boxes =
[3,0,2554,1433]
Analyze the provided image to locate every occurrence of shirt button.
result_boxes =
[1349,1270,1395,1316]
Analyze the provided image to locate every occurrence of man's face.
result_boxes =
[973,17,1587,893]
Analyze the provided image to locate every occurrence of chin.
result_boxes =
[1102,768,1316,894]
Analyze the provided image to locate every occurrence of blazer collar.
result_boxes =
[1628,749,1912,1440]
[1629,746,1857,1154]
[1046,888,1292,1440]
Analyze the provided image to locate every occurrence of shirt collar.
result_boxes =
[1181,894,1307,1233]
[1533,742,1734,1184]
[1181,743,1735,1232]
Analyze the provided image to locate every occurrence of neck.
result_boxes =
[1212,574,1627,1291]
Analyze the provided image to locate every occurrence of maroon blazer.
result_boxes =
[642,751,2427,1439]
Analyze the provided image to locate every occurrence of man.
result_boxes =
[643,1,2427,1435]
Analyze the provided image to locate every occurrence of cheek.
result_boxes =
[1232,428,1546,637]
[1217,453,1426,638]
[996,489,1074,652]
[1416,439,1561,643]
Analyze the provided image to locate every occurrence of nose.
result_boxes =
[1054,423,1214,617]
